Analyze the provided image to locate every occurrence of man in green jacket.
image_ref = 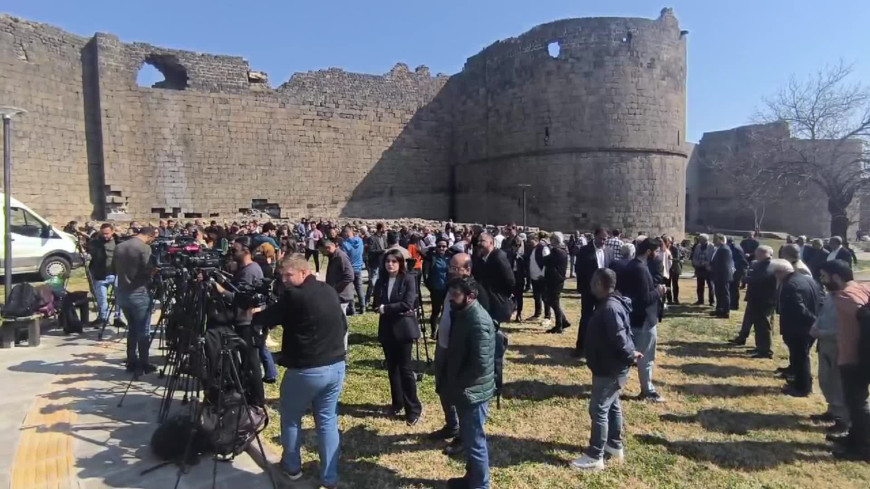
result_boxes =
[444,276,495,489]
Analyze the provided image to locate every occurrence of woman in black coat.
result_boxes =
[375,249,423,425]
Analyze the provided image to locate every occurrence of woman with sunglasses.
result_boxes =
[375,249,423,425]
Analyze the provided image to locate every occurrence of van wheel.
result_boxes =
[40,256,71,280]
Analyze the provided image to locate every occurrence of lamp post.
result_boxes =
[518,184,531,231]
[1,106,26,301]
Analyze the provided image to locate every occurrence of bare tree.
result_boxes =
[756,61,870,238]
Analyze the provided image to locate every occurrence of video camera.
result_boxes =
[153,239,223,270]
[209,271,275,310]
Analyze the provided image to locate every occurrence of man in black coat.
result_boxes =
[573,228,611,357]
[774,259,823,397]
[544,233,571,334]
[710,234,735,319]
[740,233,760,262]
[827,236,854,268]
[805,238,830,281]
[472,232,515,323]
[728,238,749,310]
[730,246,777,357]
[321,238,355,315]
[615,238,666,402]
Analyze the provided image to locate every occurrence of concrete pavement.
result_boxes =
[0,324,276,489]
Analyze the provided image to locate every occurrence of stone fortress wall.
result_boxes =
[0,8,688,237]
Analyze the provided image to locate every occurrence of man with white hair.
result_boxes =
[730,246,777,358]
[774,258,823,397]
[827,236,854,267]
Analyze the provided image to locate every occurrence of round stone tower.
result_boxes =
[451,8,688,236]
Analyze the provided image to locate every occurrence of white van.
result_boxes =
[0,193,83,279]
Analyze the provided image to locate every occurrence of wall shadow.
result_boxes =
[507,343,578,367]
[660,362,770,379]
[660,340,753,359]
[658,380,782,398]
[502,379,590,401]
[81,38,106,220]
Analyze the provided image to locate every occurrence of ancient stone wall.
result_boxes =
[0,16,95,221]
[0,10,688,237]
[451,8,688,236]
[687,121,862,238]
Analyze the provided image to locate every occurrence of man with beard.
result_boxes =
[429,253,488,457]
[87,223,125,329]
[773,258,822,398]
[820,260,870,461]
[320,237,355,318]
[730,246,777,358]
[443,276,496,489]
[472,233,515,323]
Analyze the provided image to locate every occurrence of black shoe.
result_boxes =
[447,476,469,489]
[89,319,106,329]
[263,377,277,384]
[428,426,459,440]
[527,314,540,321]
[443,437,464,456]
[406,409,422,427]
[826,420,851,435]
[125,364,136,373]
[570,349,584,359]
[113,318,127,328]
[832,447,870,462]
[561,321,572,329]
[782,385,811,397]
[545,326,564,334]
[141,364,157,375]
[810,412,835,423]
[638,392,666,403]
[750,351,773,359]
[693,301,704,306]
[826,432,852,445]
[728,337,747,346]
[775,367,792,374]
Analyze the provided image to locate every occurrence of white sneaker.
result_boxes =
[604,444,625,462]
[570,454,604,472]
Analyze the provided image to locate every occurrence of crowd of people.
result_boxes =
[63,216,870,487]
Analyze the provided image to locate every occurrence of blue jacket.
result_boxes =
[341,236,364,271]
[584,294,636,377]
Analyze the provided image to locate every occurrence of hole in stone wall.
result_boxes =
[677,131,681,145]
[547,41,560,58]
[622,32,633,44]
[210,213,220,218]
[137,54,189,90]
[544,126,550,145]
[251,199,282,218]
[183,212,202,218]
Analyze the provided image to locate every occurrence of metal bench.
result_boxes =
[0,314,42,348]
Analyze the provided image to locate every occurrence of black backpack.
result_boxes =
[200,404,268,457]
[1,283,37,318]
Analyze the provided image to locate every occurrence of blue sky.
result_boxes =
[5,0,868,141]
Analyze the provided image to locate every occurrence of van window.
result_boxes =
[10,207,44,238]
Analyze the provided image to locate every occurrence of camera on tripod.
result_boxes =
[230,279,275,310]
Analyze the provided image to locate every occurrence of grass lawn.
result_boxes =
[261,278,870,489]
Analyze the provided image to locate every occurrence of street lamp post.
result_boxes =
[518,184,531,231]
[1,107,27,301]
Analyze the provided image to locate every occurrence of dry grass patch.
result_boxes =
[263,279,870,488]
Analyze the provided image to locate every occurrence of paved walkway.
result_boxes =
[0,324,276,489]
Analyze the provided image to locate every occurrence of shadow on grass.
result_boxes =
[660,340,752,359]
[636,434,830,470]
[660,408,821,435]
[660,362,771,379]
[658,381,782,398]
[503,379,590,401]
[507,344,577,367]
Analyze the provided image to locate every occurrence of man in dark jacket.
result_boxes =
[616,238,665,402]
[774,258,823,397]
[572,268,641,471]
[574,228,611,357]
[87,223,125,328]
[730,246,777,357]
[740,232,760,262]
[728,238,749,311]
[806,239,830,281]
[365,223,387,307]
[321,238,355,316]
[472,232,515,323]
[444,276,496,489]
[544,232,571,334]
[526,235,551,321]
[710,234,735,319]
[252,255,347,486]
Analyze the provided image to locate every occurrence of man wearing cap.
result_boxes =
[114,226,157,377]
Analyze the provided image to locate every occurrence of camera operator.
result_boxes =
[87,223,125,329]
[114,226,157,376]
[213,236,279,386]
[252,254,347,487]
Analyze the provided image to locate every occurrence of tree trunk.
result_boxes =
[829,199,850,239]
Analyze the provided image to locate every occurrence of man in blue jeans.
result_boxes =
[573,268,642,471]
[341,226,366,313]
[443,276,496,489]
[87,223,125,328]
[254,254,348,488]
[113,226,156,376]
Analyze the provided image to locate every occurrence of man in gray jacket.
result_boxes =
[321,238,355,317]
[812,264,851,435]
